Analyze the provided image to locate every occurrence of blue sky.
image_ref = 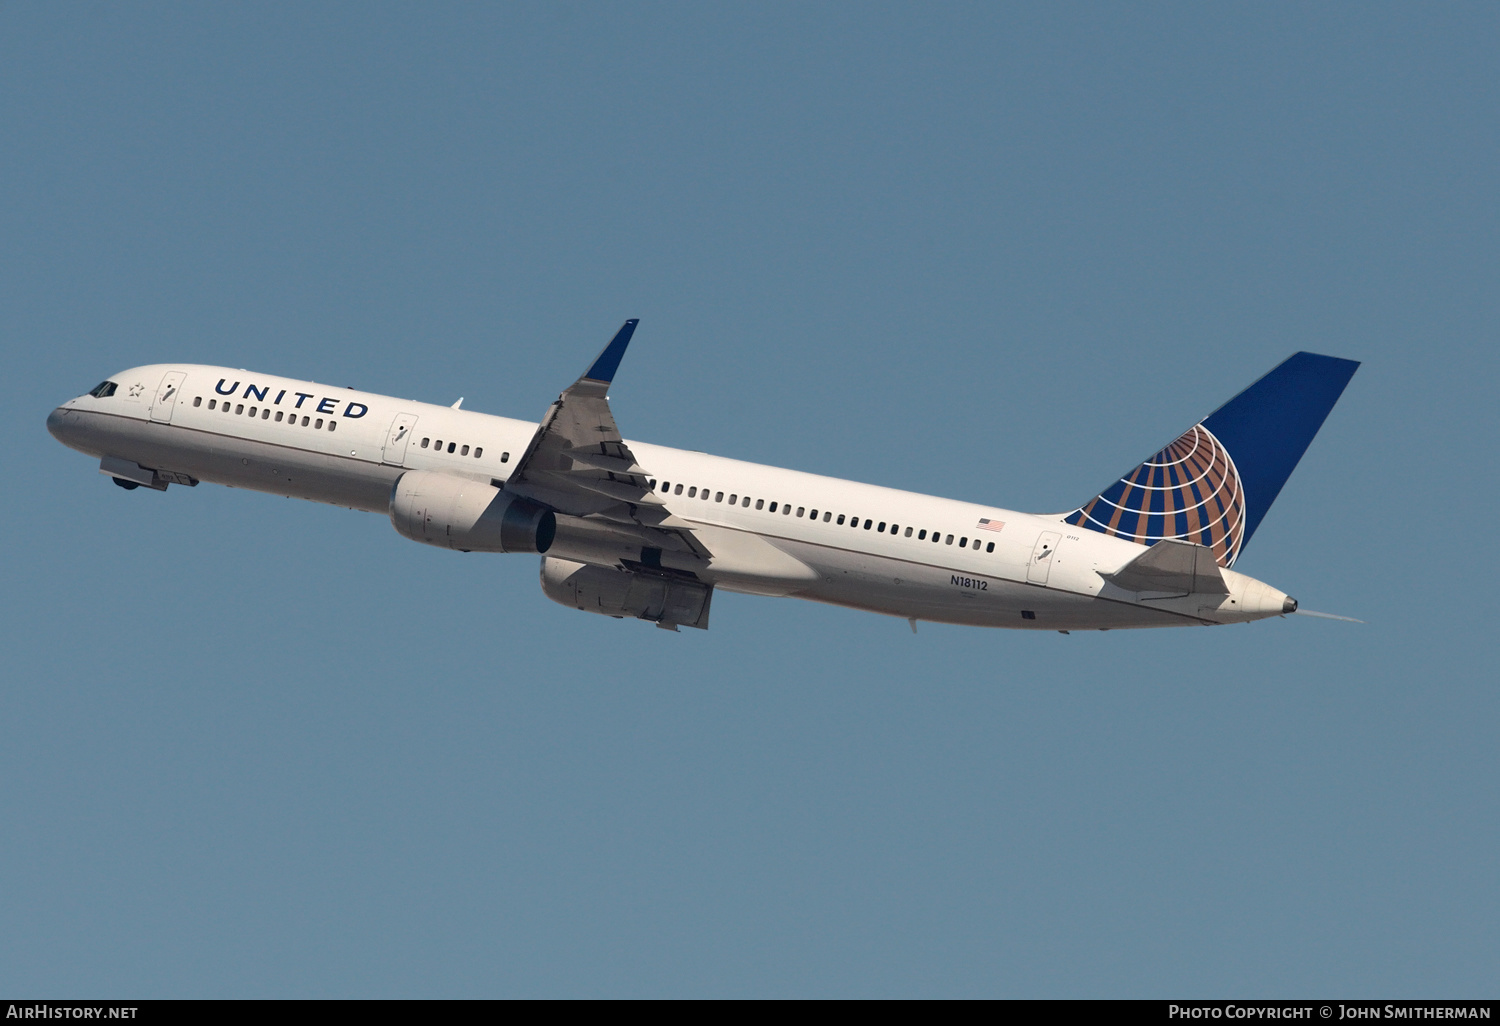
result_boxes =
[3,3,1496,997]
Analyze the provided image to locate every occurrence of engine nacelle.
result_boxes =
[539,557,712,630]
[390,471,555,553]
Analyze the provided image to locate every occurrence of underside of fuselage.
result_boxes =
[52,407,399,512]
[770,538,1209,630]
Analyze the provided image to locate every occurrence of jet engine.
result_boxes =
[539,557,712,630]
[390,471,555,553]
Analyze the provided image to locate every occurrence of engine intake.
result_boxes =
[390,471,555,553]
[540,557,712,630]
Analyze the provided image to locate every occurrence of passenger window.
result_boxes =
[783,505,791,515]
[986,542,995,552]
[823,512,831,522]
[904,527,913,537]
[769,502,778,512]
[262,409,270,420]
[447,442,455,453]
[945,534,953,544]
[461,445,469,456]
[918,529,926,540]
[328,421,336,431]
[275,411,283,422]
[236,404,244,414]
[933,533,941,543]
[891,524,898,534]
[434,439,442,449]
[742,496,750,507]
[315,418,324,429]
[501,452,510,463]
[688,486,696,498]
[959,537,968,547]
[878,522,886,533]
[796,507,804,517]
[728,494,737,504]
[674,484,683,495]
[715,492,723,502]
[475,447,482,458]
[249,407,257,417]
[837,515,845,525]
[756,499,764,510]
[193,397,202,407]
[302,416,310,426]
[208,399,216,410]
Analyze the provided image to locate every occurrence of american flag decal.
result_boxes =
[976,518,1005,532]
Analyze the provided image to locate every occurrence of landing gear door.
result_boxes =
[1027,531,1062,585]
[382,413,419,466]
[149,371,187,423]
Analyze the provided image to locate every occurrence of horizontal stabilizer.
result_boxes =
[1100,539,1228,595]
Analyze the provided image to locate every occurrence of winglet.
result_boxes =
[582,319,639,385]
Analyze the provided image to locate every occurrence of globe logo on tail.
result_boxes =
[1064,424,1246,568]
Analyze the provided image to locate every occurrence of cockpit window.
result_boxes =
[89,381,118,398]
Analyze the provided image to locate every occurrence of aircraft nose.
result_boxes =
[47,405,78,444]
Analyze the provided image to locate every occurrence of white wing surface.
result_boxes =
[504,321,708,560]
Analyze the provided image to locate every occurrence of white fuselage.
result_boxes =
[47,364,1295,631]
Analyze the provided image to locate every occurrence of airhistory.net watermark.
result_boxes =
[5,1007,137,1020]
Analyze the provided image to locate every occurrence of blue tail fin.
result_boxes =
[1064,352,1359,567]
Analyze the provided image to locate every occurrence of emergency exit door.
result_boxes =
[382,413,419,466]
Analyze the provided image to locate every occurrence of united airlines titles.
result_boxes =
[214,379,368,419]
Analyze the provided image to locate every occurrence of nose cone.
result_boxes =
[47,405,84,449]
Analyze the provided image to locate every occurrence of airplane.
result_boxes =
[46,321,1359,633]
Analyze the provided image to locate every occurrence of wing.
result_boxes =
[504,320,708,559]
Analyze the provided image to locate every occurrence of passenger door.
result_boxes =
[149,371,187,423]
[1027,531,1062,585]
